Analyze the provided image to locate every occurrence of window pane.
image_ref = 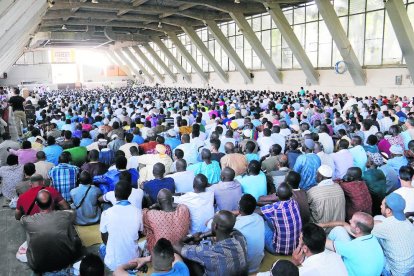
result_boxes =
[252,16,261,32]
[284,9,293,25]
[252,52,261,69]
[262,14,271,30]
[228,23,236,36]
[294,7,305,24]
[306,22,318,66]
[349,0,366,14]
[294,24,305,48]
[364,11,383,65]
[382,14,402,64]
[306,4,319,22]
[348,14,365,63]
[282,37,293,68]
[334,0,349,16]
[271,29,282,67]
[367,0,382,11]
[262,30,271,55]
[220,23,228,37]
[318,21,332,67]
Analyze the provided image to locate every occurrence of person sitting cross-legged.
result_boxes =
[99,180,142,271]
[319,212,385,276]
[143,163,175,205]
[259,182,302,255]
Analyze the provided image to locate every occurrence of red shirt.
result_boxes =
[139,141,157,154]
[16,186,64,216]
[338,180,372,220]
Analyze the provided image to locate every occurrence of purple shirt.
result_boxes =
[10,148,37,165]
[332,149,354,180]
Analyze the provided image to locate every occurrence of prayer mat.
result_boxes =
[75,224,102,247]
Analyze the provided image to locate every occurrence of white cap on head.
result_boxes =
[318,165,333,178]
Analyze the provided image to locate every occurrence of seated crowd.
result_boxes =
[2,85,414,276]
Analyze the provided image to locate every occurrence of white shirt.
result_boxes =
[103,188,144,213]
[127,156,140,170]
[270,133,285,153]
[176,143,198,165]
[318,133,334,154]
[280,128,292,137]
[175,191,214,234]
[299,250,348,276]
[394,187,414,213]
[119,142,139,159]
[169,170,195,193]
[99,204,142,271]
[257,136,274,158]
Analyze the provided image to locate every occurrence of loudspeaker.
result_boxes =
[2,73,6,79]
[250,73,254,78]
[139,70,143,75]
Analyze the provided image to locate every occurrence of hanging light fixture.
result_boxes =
[234,0,240,3]
[158,22,162,28]
[61,24,67,30]
[91,0,99,3]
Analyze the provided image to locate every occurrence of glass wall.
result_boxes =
[144,0,414,74]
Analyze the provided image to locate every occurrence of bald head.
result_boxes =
[157,188,173,206]
[221,167,235,182]
[193,174,208,192]
[277,182,293,201]
[352,212,374,235]
[175,159,187,172]
[36,189,52,210]
[153,163,166,178]
[212,210,236,235]
[224,142,235,154]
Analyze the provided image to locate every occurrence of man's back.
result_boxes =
[49,163,79,201]
[63,146,87,167]
[307,182,346,223]
[143,177,175,204]
[181,230,248,276]
[372,216,414,275]
[339,180,372,220]
[220,153,248,176]
[208,180,242,211]
[236,172,267,201]
[70,184,102,225]
[100,203,142,271]
[22,210,82,273]
[43,144,63,165]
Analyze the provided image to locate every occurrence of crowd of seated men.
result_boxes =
[1,84,414,275]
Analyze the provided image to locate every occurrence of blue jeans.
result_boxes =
[264,221,276,254]
[99,244,106,260]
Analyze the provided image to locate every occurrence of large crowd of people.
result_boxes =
[1,84,414,276]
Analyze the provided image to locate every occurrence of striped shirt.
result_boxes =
[49,163,79,202]
[307,179,346,224]
[372,216,414,275]
[261,199,302,255]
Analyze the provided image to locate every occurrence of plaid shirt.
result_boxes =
[182,230,248,276]
[48,163,79,201]
[261,199,302,255]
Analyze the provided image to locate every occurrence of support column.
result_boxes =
[151,36,191,82]
[182,26,228,83]
[0,0,47,54]
[166,31,209,83]
[142,43,177,82]
[205,19,252,83]
[230,11,282,83]
[266,2,319,84]
[122,47,154,82]
[0,0,15,18]
[131,46,165,82]
[385,0,414,81]
[0,0,34,38]
[106,50,134,78]
[315,0,366,85]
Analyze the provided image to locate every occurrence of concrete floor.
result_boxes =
[0,197,111,276]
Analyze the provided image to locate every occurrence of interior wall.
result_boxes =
[159,67,414,97]
[0,64,52,85]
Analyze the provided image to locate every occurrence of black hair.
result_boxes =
[301,223,326,254]
[399,165,414,181]
[239,194,256,215]
[79,254,104,276]
[114,180,132,200]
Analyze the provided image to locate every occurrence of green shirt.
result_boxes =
[64,146,87,167]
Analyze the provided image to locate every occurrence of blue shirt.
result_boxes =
[188,161,221,184]
[70,184,102,225]
[43,144,63,165]
[143,177,175,204]
[132,134,144,145]
[335,234,385,276]
[387,156,408,174]
[349,145,367,172]
[165,137,181,150]
[245,153,260,163]
[49,163,79,201]
[234,214,265,273]
[151,262,189,276]
[293,153,321,191]
[80,138,94,147]
[235,172,267,201]
[93,169,139,194]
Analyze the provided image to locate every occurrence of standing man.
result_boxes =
[8,87,26,137]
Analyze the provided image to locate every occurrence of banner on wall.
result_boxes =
[50,49,75,63]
